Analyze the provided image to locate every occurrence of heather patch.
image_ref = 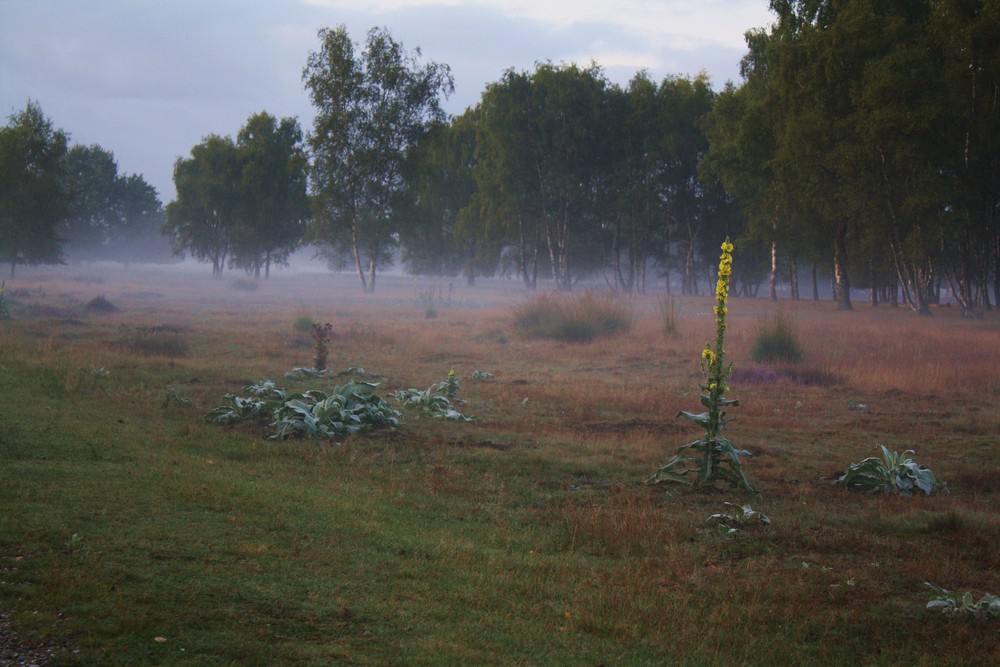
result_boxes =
[730,364,839,387]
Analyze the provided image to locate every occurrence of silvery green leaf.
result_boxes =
[677,410,710,424]
[987,598,1000,617]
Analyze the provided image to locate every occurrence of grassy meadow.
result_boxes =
[1,265,999,665]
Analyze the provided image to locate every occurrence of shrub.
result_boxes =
[750,311,803,364]
[512,292,632,342]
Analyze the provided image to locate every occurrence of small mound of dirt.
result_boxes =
[85,295,119,313]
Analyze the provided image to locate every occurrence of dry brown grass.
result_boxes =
[7,266,998,455]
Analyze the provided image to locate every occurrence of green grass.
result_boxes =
[0,396,667,664]
[2,273,1000,665]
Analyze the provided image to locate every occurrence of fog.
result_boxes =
[7,250,910,319]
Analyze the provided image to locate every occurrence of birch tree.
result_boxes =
[304,25,453,292]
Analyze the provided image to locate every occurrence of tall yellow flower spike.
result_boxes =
[648,236,757,495]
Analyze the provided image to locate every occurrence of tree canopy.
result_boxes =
[303,25,454,292]
[409,64,726,294]
[0,101,168,273]
[0,101,70,276]
[164,112,309,277]
[232,112,310,278]
[165,134,240,276]
[386,1,997,309]
[62,143,167,264]
[703,0,1000,314]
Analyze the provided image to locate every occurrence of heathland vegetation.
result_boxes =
[1,264,998,664]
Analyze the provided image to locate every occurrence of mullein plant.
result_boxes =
[648,238,758,495]
[312,323,334,371]
[443,367,459,400]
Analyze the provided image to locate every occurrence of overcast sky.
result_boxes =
[1,0,774,203]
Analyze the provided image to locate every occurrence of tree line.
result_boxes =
[405,0,999,313]
[168,2,999,313]
[164,112,310,278]
[0,101,168,276]
[163,25,733,294]
[4,1,997,313]
[711,0,1000,315]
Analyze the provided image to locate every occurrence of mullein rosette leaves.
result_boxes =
[648,238,758,495]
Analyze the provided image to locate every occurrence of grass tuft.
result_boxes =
[84,295,118,313]
[512,292,632,342]
[0,280,10,319]
[293,313,316,333]
[114,325,190,358]
[231,278,258,292]
[750,311,804,364]
[658,295,680,338]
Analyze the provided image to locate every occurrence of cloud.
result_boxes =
[302,0,771,49]
[1,0,773,201]
[299,0,770,109]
